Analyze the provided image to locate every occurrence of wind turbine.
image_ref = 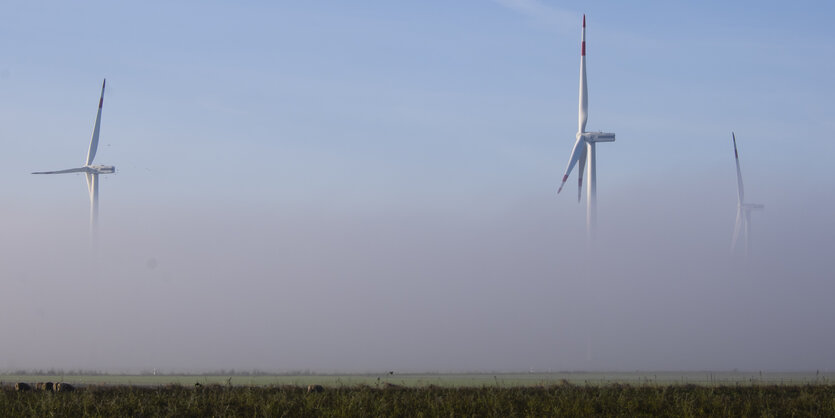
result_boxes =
[731,132,763,256]
[556,15,616,241]
[33,79,115,237]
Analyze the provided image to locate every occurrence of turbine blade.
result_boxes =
[732,132,745,204]
[32,167,87,174]
[578,15,588,133]
[86,79,105,166]
[576,144,587,202]
[557,136,586,194]
[86,172,94,200]
[731,206,743,251]
[87,172,99,235]
[743,207,752,256]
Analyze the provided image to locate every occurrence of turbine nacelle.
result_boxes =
[32,164,116,175]
[87,165,115,174]
[578,132,616,143]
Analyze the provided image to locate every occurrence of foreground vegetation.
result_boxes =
[2,383,834,417]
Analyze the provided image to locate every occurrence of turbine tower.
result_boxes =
[33,79,115,238]
[557,15,616,241]
[731,132,763,256]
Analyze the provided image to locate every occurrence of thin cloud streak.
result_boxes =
[492,0,576,31]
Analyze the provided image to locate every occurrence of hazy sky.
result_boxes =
[1,0,834,373]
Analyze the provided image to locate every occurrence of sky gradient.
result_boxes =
[1,0,834,373]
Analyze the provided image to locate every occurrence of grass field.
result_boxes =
[2,382,834,417]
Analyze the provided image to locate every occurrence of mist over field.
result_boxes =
[2,171,834,373]
[2,1,834,374]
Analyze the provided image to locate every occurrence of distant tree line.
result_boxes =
[7,369,106,376]
[4,369,329,376]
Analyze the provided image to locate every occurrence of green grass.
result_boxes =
[2,383,834,417]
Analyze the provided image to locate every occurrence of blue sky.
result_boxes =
[1,1,834,372]
[3,1,833,211]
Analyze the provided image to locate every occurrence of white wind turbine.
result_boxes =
[556,15,616,241]
[731,132,763,256]
[33,79,115,237]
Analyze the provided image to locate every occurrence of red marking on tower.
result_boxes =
[581,15,586,56]
[99,97,103,108]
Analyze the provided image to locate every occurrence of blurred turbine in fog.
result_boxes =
[32,79,115,241]
[730,132,764,256]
